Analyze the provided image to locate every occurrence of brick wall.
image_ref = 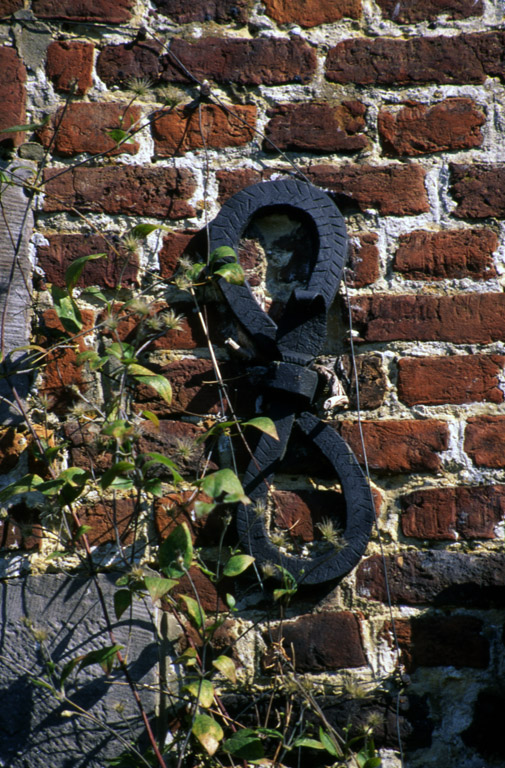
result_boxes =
[1,1,505,766]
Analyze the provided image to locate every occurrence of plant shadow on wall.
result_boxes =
[0,98,399,768]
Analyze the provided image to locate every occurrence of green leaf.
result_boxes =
[209,246,238,265]
[0,473,44,502]
[185,262,206,282]
[222,554,254,578]
[102,420,133,440]
[107,128,135,145]
[65,253,105,295]
[75,350,102,367]
[144,576,178,602]
[223,729,264,760]
[0,117,49,134]
[193,500,216,517]
[51,285,82,334]
[81,286,108,303]
[243,417,279,441]
[192,714,223,756]
[200,468,249,505]
[293,737,325,750]
[158,522,193,578]
[100,461,135,490]
[142,452,182,484]
[57,467,89,504]
[130,223,163,239]
[180,594,206,629]
[73,524,92,539]
[214,262,245,285]
[212,655,236,683]
[114,589,132,620]
[142,410,160,428]
[127,364,172,404]
[318,728,339,758]
[184,679,215,708]
[225,593,236,611]
[78,644,123,675]
[361,759,382,768]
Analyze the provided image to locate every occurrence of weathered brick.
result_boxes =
[64,421,113,475]
[340,353,387,410]
[357,551,505,606]
[161,37,317,86]
[217,165,428,216]
[0,502,42,551]
[347,233,380,287]
[37,234,139,290]
[398,355,505,406]
[99,301,207,350]
[264,101,367,153]
[96,40,162,86]
[394,229,497,280]
[338,420,448,474]
[273,489,346,542]
[38,103,141,157]
[133,359,220,416]
[43,166,196,219]
[32,0,133,22]
[170,567,228,612]
[154,490,222,546]
[451,164,505,218]
[140,421,217,478]
[46,41,94,95]
[76,499,136,548]
[266,612,366,672]
[326,32,505,86]
[0,0,23,16]
[351,294,505,344]
[152,0,253,24]
[384,616,489,671]
[263,0,361,26]
[39,309,95,411]
[465,416,505,468]
[401,485,505,541]
[377,0,483,23]
[378,98,485,156]
[159,231,198,280]
[0,47,26,148]
[152,104,256,156]
[307,164,429,215]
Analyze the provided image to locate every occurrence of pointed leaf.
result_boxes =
[65,253,105,295]
[142,410,160,428]
[192,714,223,756]
[209,246,238,265]
[319,728,339,757]
[0,473,44,502]
[130,223,164,239]
[144,576,178,602]
[158,522,193,578]
[180,594,206,629]
[77,644,123,675]
[214,262,245,285]
[114,589,132,620]
[223,729,264,760]
[128,364,172,404]
[222,554,254,578]
[212,655,236,683]
[143,452,182,484]
[243,417,279,441]
[51,285,82,334]
[100,461,135,490]
[184,679,215,708]
[201,468,249,505]
[293,737,325,750]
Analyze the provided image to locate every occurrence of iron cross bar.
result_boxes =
[207,179,374,585]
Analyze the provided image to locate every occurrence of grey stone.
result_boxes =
[13,13,51,73]
[0,573,159,767]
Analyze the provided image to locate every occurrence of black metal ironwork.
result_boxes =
[208,179,374,585]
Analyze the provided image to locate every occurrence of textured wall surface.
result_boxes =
[1,1,505,766]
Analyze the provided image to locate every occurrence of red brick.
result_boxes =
[351,294,505,344]
[465,416,505,468]
[38,103,141,157]
[0,47,26,148]
[347,233,380,287]
[76,499,136,547]
[0,502,42,551]
[401,485,505,541]
[340,353,387,410]
[264,0,361,26]
[383,616,489,671]
[378,98,485,157]
[170,566,228,612]
[43,166,196,219]
[377,0,483,22]
[46,41,94,95]
[64,420,113,475]
[152,0,252,23]
[267,612,366,672]
[273,489,346,542]
[99,300,207,350]
[37,234,139,290]
[217,165,428,216]
[0,0,23,16]
[264,101,368,153]
[133,359,219,416]
[139,421,217,478]
[40,308,95,411]
[357,551,505,606]
[326,32,505,86]
[96,40,163,87]
[161,37,317,86]
[152,104,256,156]
[451,164,505,218]
[338,420,448,474]
[394,229,497,280]
[32,0,133,22]
[307,164,429,216]
[159,231,198,280]
[398,355,505,407]
[154,490,222,547]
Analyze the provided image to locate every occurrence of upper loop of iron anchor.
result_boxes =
[207,178,374,585]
